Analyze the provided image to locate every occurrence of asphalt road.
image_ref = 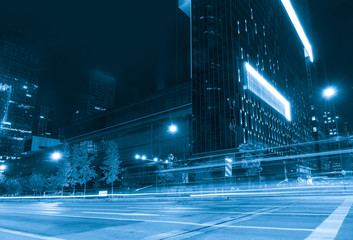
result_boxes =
[0,193,352,240]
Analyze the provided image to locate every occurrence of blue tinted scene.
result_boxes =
[0,0,352,239]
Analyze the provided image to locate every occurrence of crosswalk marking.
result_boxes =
[305,198,353,240]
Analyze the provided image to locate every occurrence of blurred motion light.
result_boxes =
[165,160,169,164]
[51,152,62,161]
[141,155,146,160]
[153,157,158,162]
[225,158,232,163]
[135,154,141,159]
[0,165,6,171]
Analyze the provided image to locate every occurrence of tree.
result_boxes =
[55,143,72,195]
[101,141,124,195]
[5,178,22,196]
[0,173,6,195]
[239,141,267,187]
[0,172,5,184]
[69,142,96,196]
[28,173,46,195]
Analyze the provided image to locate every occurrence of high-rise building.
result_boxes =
[186,0,313,155]
[33,105,56,138]
[73,70,116,121]
[320,98,342,171]
[0,33,40,162]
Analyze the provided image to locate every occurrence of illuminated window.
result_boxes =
[245,63,291,121]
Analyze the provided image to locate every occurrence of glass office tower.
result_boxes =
[190,0,312,153]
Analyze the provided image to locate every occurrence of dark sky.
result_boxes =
[308,0,353,131]
[0,0,352,131]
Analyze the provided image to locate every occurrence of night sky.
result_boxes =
[0,0,352,131]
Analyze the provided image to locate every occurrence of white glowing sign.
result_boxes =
[281,0,313,62]
[245,63,291,121]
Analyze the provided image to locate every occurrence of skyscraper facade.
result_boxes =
[188,0,312,155]
[0,33,40,161]
[33,105,56,138]
[73,70,116,121]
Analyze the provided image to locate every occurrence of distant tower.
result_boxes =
[33,105,56,138]
[321,96,341,171]
[0,33,40,161]
[73,70,116,121]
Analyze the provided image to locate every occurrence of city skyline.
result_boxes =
[0,0,351,131]
[0,1,353,239]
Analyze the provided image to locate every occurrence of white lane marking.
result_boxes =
[42,213,314,232]
[0,227,63,240]
[143,230,184,240]
[166,231,204,240]
[305,198,353,240]
[83,211,160,216]
[139,205,315,240]
[162,210,329,216]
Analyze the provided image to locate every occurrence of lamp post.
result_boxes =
[135,154,161,192]
[50,151,62,161]
[167,123,191,184]
[0,164,7,173]
[322,86,343,172]
[167,123,190,162]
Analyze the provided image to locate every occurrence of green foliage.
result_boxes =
[101,141,124,185]
[28,173,46,194]
[69,142,96,194]
[5,178,22,195]
[157,154,187,185]
[0,172,5,184]
[239,141,267,177]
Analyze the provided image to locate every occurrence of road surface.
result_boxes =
[0,193,352,239]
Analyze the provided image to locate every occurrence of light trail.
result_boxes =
[155,148,353,173]
[0,185,352,200]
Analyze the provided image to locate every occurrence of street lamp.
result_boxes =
[51,152,62,161]
[168,124,178,134]
[322,86,344,171]
[134,154,161,193]
[0,164,6,171]
[323,87,336,99]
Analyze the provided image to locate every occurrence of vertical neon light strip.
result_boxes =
[245,63,291,121]
[281,0,313,62]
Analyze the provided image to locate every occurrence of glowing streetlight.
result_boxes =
[153,157,158,162]
[51,152,62,161]
[135,154,141,159]
[141,155,147,160]
[168,124,178,134]
[323,87,336,99]
[0,165,7,171]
